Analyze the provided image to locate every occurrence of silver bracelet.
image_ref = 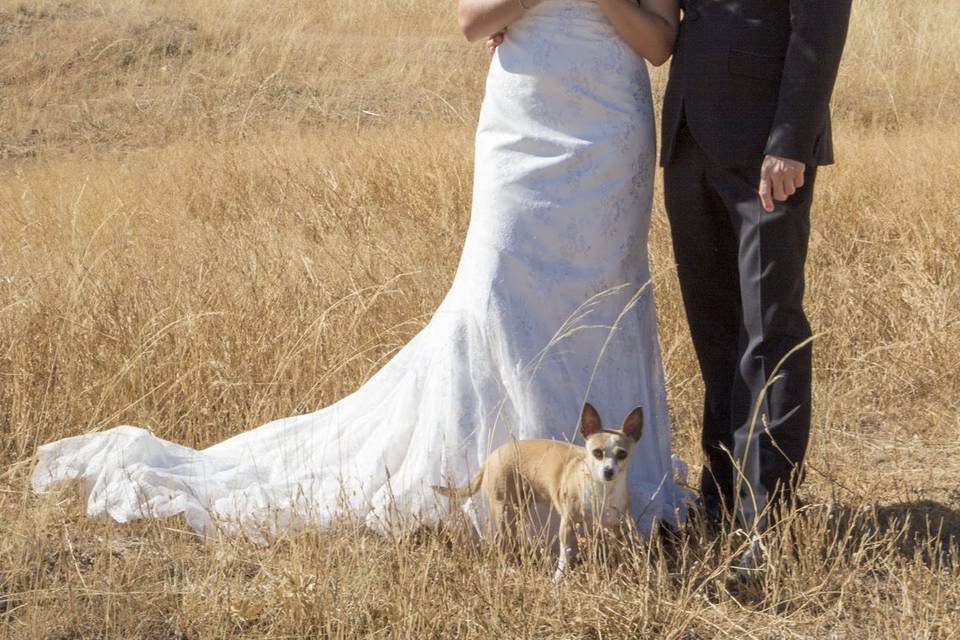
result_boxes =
[517,0,530,10]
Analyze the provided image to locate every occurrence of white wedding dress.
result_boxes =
[32,0,689,538]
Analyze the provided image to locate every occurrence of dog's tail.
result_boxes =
[431,470,483,500]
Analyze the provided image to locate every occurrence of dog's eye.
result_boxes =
[592,449,603,460]
[615,450,628,460]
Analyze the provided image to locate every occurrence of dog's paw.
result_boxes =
[552,566,567,583]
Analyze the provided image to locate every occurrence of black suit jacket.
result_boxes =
[660,0,853,168]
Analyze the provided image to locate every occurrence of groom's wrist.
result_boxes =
[765,123,816,166]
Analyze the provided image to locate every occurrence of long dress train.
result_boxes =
[31,0,689,537]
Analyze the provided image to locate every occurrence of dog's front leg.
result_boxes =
[601,520,629,566]
[553,516,578,582]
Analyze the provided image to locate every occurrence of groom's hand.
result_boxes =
[758,154,806,213]
[486,28,506,56]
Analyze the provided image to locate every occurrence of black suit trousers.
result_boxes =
[664,124,816,528]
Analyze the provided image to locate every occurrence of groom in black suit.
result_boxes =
[661,0,852,532]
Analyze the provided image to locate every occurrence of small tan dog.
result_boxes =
[433,403,643,580]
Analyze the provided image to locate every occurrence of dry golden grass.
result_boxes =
[1,0,959,637]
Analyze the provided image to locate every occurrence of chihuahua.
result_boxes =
[433,402,643,580]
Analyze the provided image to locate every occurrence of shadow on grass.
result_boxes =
[864,499,960,564]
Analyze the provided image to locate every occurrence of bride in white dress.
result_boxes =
[32,0,687,538]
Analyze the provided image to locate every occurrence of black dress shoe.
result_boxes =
[702,495,726,534]
[684,494,728,539]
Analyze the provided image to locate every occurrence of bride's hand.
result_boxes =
[486,28,507,56]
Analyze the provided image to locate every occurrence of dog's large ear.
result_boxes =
[621,407,644,442]
[579,403,602,438]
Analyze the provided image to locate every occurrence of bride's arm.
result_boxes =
[594,0,679,66]
[458,0,541,43]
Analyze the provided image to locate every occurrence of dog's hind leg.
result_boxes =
[491,500,521,560]
[554,515,578,582]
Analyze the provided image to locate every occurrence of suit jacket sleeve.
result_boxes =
[764,0,853,164]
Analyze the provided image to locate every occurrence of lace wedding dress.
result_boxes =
[32,0,689,537]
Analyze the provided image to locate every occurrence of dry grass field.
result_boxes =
[1,0,959,636]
